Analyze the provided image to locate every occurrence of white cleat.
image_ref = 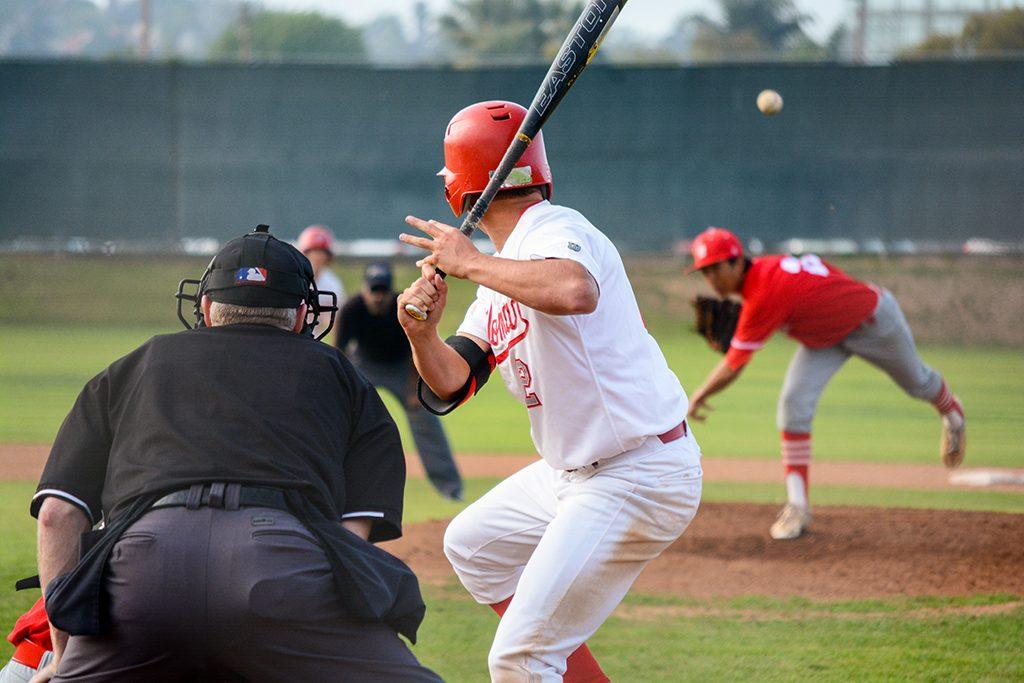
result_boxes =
[941,406,966,469]
[769,503,811,540]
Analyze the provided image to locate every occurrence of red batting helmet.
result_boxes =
[438,101,553,216]
[688,227,744,273]
[297,225,333,256]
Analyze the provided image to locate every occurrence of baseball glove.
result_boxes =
[692,295,742,353]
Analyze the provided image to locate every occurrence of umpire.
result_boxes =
[336,263,463,501]
[31,226,442,682]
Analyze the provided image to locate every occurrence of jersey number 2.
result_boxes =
[514,359,542,409]
[780,254,829,277]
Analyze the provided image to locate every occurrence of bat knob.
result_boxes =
[404,303,429,321]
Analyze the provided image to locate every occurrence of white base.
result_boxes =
[949,469,1024,487]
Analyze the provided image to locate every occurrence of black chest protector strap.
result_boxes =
[418,335,495,416]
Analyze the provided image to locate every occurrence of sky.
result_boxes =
[262,0,851,43]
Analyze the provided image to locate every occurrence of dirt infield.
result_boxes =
[404,453,1024,493]
[384,502,1024,600]
[5,443,1023,601]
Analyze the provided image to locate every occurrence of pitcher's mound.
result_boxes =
[384,502,1024,599]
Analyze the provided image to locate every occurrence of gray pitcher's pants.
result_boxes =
[0,653,54,683]
[356,356,463,499]
[777,289,944,435]
[53,506,442,683]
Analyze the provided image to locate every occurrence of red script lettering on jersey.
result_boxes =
[488,300,530,364]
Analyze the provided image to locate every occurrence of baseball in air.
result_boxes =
[757,89,784,116]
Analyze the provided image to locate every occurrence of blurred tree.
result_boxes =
[961,8,1024,52]
[825,23,848,60]
[690,25,768,61]
[906,34,958,57]
[0,0,238,59]
[362,14,414,64]
[685,0,819,62]
[905,8,1024,57]
[0,0,106,57]
[209,10,365,62]
[438,0,585,64]
[720,0,809,51]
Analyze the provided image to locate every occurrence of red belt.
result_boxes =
[657,419,688,444]
[12,639,48,669]
[565,419,688,473]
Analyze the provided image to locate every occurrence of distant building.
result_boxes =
[847,0,1023,62]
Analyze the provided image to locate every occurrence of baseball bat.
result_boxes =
[405,0,629,321]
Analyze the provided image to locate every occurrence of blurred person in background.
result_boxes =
[336,263,464,501]
[685,227,966,541]
[298,224,346,341]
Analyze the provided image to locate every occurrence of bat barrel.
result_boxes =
[457,0,626,240]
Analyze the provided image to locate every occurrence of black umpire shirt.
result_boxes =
[336,294,411,364]
[33,323,405,542]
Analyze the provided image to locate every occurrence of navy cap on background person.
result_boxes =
[364,263,393,292]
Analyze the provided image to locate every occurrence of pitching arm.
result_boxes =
[687,358,746,422]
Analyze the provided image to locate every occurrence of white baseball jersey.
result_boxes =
[457,200,688,470]
[314,268,344,337]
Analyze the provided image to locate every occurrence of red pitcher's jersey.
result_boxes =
[725,254,879,370]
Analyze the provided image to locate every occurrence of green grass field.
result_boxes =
[418,586,1024,681]
[1,254,1022,679]
[2,323,1021,467]
[2,253,1021,465]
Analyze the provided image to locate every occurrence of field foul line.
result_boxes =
[611,601,1024,623]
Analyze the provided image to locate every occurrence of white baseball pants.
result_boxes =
[443,432,702,682]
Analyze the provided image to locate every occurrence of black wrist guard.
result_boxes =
[418,335,495,416]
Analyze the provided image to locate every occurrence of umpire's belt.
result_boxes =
[151,483,287,512]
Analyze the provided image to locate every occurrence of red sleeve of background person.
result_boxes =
[725,255,879,370]
[7,597,52,650]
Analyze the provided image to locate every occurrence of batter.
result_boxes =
[685,227,966,540]
[397,100,702,682]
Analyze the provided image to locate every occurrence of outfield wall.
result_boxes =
[1,60,1021,249]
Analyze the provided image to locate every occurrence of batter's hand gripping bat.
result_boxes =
[405,0,629,321]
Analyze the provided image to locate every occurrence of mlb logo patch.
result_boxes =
[235,267,268,285]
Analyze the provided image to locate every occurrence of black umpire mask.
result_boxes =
[175,224,338,340]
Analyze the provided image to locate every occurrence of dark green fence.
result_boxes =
[1,60,1021,249]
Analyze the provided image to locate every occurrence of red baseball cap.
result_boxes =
[297,225,333,255]
[687,227,744,273]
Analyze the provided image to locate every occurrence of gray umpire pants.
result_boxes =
[53,506,442,682]
[777,289,943,434]
[355,355,463,499]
